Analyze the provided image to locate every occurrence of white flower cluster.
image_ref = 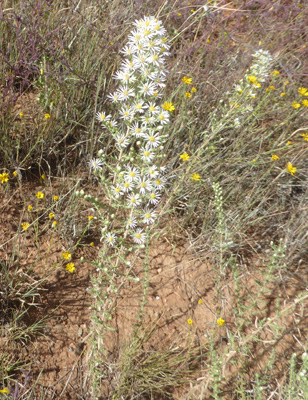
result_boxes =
[231,48,273,127]
[250,49,273,82]
[92,16,172,247]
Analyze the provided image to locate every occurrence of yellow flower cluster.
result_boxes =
[182,76,197,98]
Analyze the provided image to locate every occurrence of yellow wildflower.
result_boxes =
[36,191,44,199]
[52,221,57,227]
[198,299,203,305]
[44,113,51,119]
[62,251,72,260]
[298,87,308,96]
[22,222,30,231]
[185,92,192,98]
[301,133,308,142]
[90,242,94,247]
[287,162,297,176]
[187,319,193,325]
[217,318,225,326]
[177,13,182,16]
[41,174,45,179]
[53,195,58,201]
[19,112,24,117]
[49,212,55,219]
[287,141,292,145]
[272,155,280,161]
[248,75,257,83]
[88,215,94,221]
[0,173,9,184]
[291,102,301,109]
[253,82,262,88]
[182,76,192,84]
[302,99,308,107]
[162,102,175,112]
[0,388,10,394]
[271,70,280,75]
[191,87,197,92]
[280,92,285,97]
[66,263,75,273]
[13,170,18,177]
[191,173,201,181]
[270,85,275,90]
[28,205,33,211]
[180,153,190,161]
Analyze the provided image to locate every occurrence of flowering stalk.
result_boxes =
[81,17,173,382]
[84,16,172,250]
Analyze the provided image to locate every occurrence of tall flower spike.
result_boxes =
[93,16,171,244]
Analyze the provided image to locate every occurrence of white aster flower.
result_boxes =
[125,166,141,182]
[140,147,154,163]
[119,106,135,121]
[133,53,148,68]
[115,134,130,148]
[107,92,120,103]
[143,209,157,224]
[126,215,138,229]
[127,193,142,207]
[118,85,135,101]
[139,81,157,97]
[148,72,166,88]
[129,122,145,137]
[120,45,135,56]
[146,101,160,114]
[145,39,161,53]
[88,158,104,171]
[234,118,240,128]
[131,228,146,244]
[111,185,123,198]
[139,66,152,79]
[147,53,164,67]
[96,112,111,123]
[121,59,136,72]
[106,233,116,246]
[148,190,161,205]
[114,70,137,85]
[136,177,152,194]
[147,165,160,178]
[144,132,161,149]
[106,119,118,129]
[128,29,143,44]
[153,176,166,190]
[141,114,156,126]
[122,180,135,193]
[156,110,169,125]
[133,100,146,114]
